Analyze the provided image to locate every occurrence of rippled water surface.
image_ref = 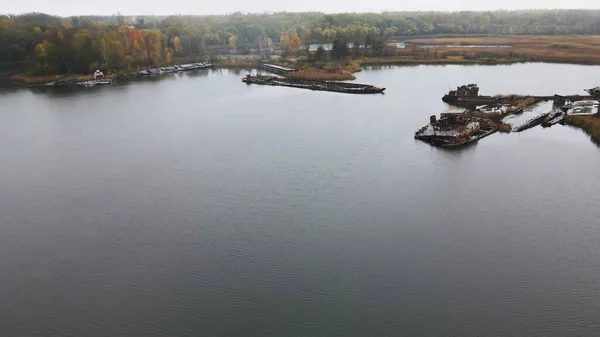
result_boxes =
[1,64,600,336]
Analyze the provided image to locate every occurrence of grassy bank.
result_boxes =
[10,74,63,85]
[565,114,600,142]
[11,72,119,85]
[280,59,360,81]
[360,56,523,66]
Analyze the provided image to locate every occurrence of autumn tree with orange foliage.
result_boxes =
[280,32,302,55]
[173,36,182,52]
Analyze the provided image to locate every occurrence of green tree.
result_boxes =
[331,38,349,59]
[315,45,325,61]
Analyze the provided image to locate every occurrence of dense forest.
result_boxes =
[2,10,600,75]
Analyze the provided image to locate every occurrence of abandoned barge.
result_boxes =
[136,62,214,76]
[414,110,497,148]
[242,75,386,94]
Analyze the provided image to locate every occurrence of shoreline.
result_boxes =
[10,56,600,87]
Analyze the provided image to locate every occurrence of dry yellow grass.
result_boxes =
[216,61,258,68]
[498,122,513,133]
[286,70,356,81]
[402,35,600,64]
[10,74,62,85]
[565,115,600,142]
[361,57,483,65]
[513,97,537,109]
[11,72,118,85]
[407,35,600,47]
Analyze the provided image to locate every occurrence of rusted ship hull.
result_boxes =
[242,75,385,94]
[442,95,497,105]
[415,125,497,148]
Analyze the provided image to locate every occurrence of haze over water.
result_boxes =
[1,63,600,336]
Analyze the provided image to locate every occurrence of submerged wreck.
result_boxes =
[242,75,386,94]
[502,100,554,132]
[542,109,566,128]
[414,110,497,147]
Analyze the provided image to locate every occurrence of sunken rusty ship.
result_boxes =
[587,87,600,97]
[414,110,497,147]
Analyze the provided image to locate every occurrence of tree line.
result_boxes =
[2,10,600,74]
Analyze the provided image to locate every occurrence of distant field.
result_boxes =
[398,35,600,64]
[406,35,600,46]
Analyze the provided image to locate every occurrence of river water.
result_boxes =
[1,64,599,336]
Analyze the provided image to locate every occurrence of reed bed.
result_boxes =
[565,115,600,142]
[375,36,600,65]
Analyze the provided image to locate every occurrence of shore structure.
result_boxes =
[242,75,385,94]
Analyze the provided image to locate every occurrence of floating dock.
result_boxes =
[258,63,298,75]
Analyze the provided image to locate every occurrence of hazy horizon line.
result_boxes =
[3,7,600,18]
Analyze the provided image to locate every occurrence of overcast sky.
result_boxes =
[3,0,599,16]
